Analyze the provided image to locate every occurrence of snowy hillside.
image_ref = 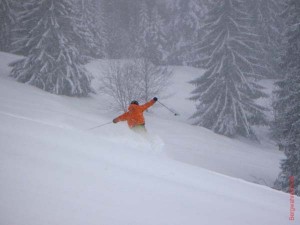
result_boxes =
[86,59,283,186]
[1,52,298,225]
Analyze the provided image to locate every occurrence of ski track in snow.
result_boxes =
[0,111,70,130]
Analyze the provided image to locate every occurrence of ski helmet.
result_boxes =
[130,100,139,105]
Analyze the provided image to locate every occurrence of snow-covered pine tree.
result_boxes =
[166,0,210,64]
[132,1,167,64]
[10,0,92,96]
[102,0,131,58]
[134,0,150,58]
[0,0,15,52]
[175,0,205,38]
[189,0,268,139]
[248,0,285,78]
[74,0,107,59]
[10,1,34,55]
[273,0,300,196]
[147,6,168,64]
[94,0,108,57]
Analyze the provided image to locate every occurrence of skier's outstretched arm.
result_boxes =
[113,112,129,123]
[140,97,157,111]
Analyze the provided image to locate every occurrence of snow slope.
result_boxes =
[1,52,298,225]
[87,59,283,187]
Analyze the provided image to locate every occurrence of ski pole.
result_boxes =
[87,121,113,130]
[157,100,179,116]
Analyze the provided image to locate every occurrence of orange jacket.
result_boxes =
[115,100,155,128]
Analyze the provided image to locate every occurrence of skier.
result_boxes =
[113,97,158,134]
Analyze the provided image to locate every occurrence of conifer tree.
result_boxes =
[273,0,300,196]
[134,0,150,58]
[74,0,107,59]
[103,0,131,58]
[0,0,15,52]
[164,0,209,64]
[134,2,167,64]
[10,0,92,96]
[189,0,268,139]
[248,0,285,78]
[147,6,167,64]
[10,1,33,55]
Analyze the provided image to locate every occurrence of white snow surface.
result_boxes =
[0,52,298,225]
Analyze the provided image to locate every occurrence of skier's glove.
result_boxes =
[113,118,118,123]
[153,97,158,102]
